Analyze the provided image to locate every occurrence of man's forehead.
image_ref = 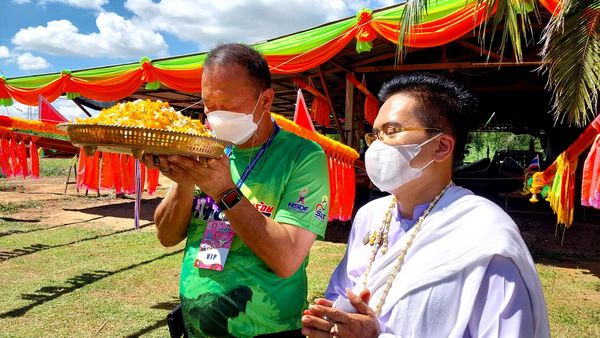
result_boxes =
[376,94,421,126]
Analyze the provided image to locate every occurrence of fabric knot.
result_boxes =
[355,8,376,53]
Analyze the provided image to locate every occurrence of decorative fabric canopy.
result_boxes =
[0,0,560,107]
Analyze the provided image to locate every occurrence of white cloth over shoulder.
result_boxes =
[360,186,550,338]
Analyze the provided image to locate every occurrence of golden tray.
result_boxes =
[57,123,230,159]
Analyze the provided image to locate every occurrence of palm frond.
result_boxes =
[540,0,600,126]
[397,0,431,60]
[396,0,538,62]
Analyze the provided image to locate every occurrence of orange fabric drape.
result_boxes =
[372,2,493,47]
[266,26,358,74]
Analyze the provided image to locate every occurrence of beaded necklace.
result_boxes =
[361,181,452,315]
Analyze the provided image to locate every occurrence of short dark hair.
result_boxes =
[378,73,477,167]
[204,43,271,94]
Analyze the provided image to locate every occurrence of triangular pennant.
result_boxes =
[38,95,68,123]
[293,89,316,132]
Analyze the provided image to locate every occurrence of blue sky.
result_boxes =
[0,0,396,79]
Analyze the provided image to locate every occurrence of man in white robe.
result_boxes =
[301,73,550,338]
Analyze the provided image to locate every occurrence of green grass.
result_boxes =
[0,199,44,215]
[39,158,74,177]
[0,217,598,337]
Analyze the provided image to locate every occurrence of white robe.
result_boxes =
[357,186,550,337]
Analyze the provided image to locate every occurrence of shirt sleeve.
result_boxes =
[324,210,361,301]
[273,143,330,239]
[463,255,535,338]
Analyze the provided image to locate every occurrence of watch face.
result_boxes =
[224,190,238,205]
[221,189,241,209]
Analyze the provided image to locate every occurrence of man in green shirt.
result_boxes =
[145,43,330,337]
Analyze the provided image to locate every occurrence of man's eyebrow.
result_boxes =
[380,122,404,129]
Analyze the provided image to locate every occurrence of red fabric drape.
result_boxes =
[311,97,331,128]
[581,135,600,208]
[146,167,160,195]
[121,155,135,194]
[29,140,39,178]
[9,139,21,177]
[77,148,86,189]
[18,140,28,178]
[112,153,123,194]
[0,138,12,177]
[100,152,114,189]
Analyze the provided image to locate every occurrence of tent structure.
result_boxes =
[1,0,561,142]
[7,0,600,227]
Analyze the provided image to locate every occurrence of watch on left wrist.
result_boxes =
[217,188,243,210]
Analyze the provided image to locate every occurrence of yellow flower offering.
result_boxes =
[75,99,210,136]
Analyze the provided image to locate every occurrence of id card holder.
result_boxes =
[194,220,235,271]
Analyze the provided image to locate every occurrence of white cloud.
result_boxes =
[12,12,168,59]
[39,0,108,10]
[17,53,50,70]
[123,0,393,47]
[0,46,10,59]
[13,0,108,10]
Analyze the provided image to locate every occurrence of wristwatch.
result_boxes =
[217,188,243,210]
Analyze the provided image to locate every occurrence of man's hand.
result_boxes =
[302,289,380,338]
[141,154,195,191]
[166,154,236,201]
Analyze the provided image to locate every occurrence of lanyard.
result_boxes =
[226,123,279,188]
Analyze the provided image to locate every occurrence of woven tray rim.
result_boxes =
[57,123,230,158]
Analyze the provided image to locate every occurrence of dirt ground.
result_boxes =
[2,176,600,276]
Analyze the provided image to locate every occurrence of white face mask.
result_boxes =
[206,93,263,145]
[365,134,441,192]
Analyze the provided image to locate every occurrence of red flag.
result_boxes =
[39,95,67,123]
[293,89,316,131]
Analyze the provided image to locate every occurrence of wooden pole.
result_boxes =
[317,66,347,144]
[344,73,355,148]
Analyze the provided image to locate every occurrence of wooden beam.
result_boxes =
[354,61,541,73]
[354,51,398,66]
[454,40,509,62]
[318,66,347,144]
[72,99,92,117]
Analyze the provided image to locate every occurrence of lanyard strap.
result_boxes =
[226,123,279,188]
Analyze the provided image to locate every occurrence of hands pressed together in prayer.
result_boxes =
[302,289,381,338]
[142,154,235,200]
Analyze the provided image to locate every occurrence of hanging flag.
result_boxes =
[293,89,316,131]
[527,154,540,172]
[38,95,68,123]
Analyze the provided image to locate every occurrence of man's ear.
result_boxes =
[433,134,455,162]
[261,88,275,112]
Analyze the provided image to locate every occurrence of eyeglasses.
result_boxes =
[364,126,444,146]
